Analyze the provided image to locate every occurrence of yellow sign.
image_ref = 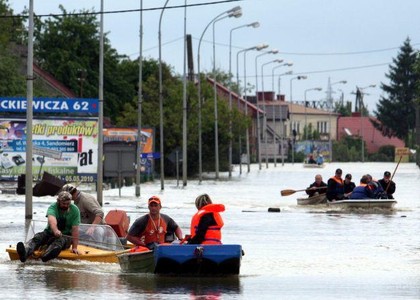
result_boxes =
[395,147,410,162]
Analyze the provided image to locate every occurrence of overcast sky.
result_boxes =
[9,0,420,113]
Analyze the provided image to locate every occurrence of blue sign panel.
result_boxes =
[0,97,99,114]
[141,152,161,159]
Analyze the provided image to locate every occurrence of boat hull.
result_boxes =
[117,244,243,275]
[328,199,397,209]
[297,194,327,205]
[303,163,325,168]
[6,244,121,263]
[118,250,155,273]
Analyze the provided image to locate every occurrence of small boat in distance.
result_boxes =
[303,163,325,168]
[327,199,397,210]
[297,193,327,205]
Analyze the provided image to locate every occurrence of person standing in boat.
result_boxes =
[306,174,327,197]
[326,168,345,201]
[349,175,375,199]
[16,191,80,262]
[343,173,356,199]
[378,171,396,199]
[187,194,225,245]
[126,196,183,250]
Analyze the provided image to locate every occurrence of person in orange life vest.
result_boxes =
[126,196,183,250]
[326,168,344,201]
[349,175,375,199]
[187,194,225,245]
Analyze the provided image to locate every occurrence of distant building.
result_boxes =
[338,113,404,153]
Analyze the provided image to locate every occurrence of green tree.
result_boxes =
[373,38,419,147]
[0,0,26,96]
[34,6,134,122]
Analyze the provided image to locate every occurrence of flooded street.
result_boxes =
[1,162,419,299]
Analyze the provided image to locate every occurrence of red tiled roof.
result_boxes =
[338,116,404,153]
[33,63,77,98]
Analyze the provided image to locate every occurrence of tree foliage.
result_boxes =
[373,38,419,146]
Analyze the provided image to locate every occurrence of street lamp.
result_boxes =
[213,8,242,179]
[255,49,278,170]
[228,21,259,178]
[261,59,283,168]
[236,44,268,173]
[270,62,292,167]
[136,0,144,197]
[197,6,242,182]
[276,70,293,166]
[158,0,170,190]
[327,79,347,162]
[289,75,307,164]
[357,84,376,162]
[304,87,322,141]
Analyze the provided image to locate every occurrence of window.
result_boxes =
[317,121,328,133]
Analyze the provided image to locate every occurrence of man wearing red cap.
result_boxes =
[126,196,183,249]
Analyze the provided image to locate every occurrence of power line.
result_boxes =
[0,0,242,19]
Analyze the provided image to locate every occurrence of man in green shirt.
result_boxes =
[16,191,81,262]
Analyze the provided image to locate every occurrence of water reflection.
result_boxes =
[119,274,242,298]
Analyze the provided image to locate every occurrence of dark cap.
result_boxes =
[335,168,342,175]
[384,171,391,177]
[345,173,352,179]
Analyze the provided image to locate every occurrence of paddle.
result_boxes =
[385,155,402,193]
[281,186,326,197]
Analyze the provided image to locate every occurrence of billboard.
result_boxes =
[0,118,98,182]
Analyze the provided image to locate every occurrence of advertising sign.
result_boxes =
[0,118,98,182]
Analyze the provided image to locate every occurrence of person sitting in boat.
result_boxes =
[349,175,375,199]
[307,155,316,164]
[378,171,396,199]
[61,183,106,243]
[187,194,225,245]
[126,196,183,250]
[306,174,327,197]
[326,168,345,201]
[343,173,356,199]
[366,174,386,198]
[316,155,324,165]
[16,191,81,263]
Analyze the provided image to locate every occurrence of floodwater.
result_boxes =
[0,162,419,299]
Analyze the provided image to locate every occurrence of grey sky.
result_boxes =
[10,0,420,112]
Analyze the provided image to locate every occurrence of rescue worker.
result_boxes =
[350,175,375,199]
[187,194,225,245]
[126,196,183,250]
[326,168,344,201]
[306,174,327,197]
[343,173,356,198]
[378,171,396,199]
[16,191,80,262]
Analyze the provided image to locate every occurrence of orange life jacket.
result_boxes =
[190,204,225,245]
[141,214,169,245]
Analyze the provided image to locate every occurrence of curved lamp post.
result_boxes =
[271,64,293,166]
[235,44,268,173]
[289,75,307,164]
[327,79,347,162]
[357,84,376,162]
[228,21,259,177]
[277,70,293,166]
[197,6,242,182]
[304,87,322,141]
[212,8,242,179]
[158,0,170,190]
[261,59,283,168]
[255,49,278,170]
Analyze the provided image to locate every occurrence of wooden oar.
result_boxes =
[281,186,326,197]
[385,155,402,193]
